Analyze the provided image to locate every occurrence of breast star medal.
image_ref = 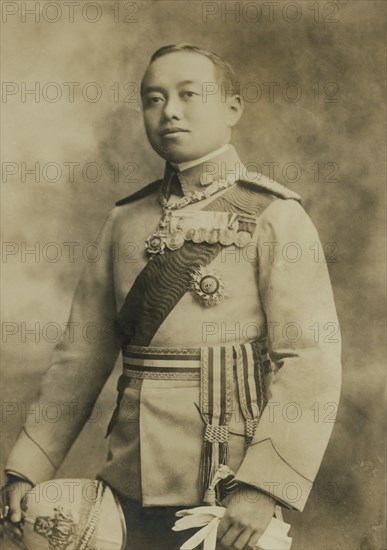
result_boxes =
[190,266,229,307]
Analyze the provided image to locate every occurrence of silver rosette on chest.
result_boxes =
[190,266,229,307]
[145,232,167,255]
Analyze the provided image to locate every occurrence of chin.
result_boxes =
[153,142,218,164]
[153,145,192,163]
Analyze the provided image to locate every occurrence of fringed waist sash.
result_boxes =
[110,339,272,502]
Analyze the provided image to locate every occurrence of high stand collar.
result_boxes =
[161,145,243,199]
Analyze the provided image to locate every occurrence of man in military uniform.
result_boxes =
[2,44,341,549]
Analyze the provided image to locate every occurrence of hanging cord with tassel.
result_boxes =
[199,346,234,504]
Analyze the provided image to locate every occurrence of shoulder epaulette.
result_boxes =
[239,173,301,202]
[115,179,161,206]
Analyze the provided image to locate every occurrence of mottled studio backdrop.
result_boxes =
[1,1,385,549]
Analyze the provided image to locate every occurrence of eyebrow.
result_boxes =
[141,86,166,96]
[178,80,199,86]
[141,80,200,97]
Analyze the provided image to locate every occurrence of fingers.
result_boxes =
[0,506,9,520]
[2,519,24,542]
[0,485,7,509]
[8,485,23,523]
[218,527,261,549]
[233,528,254,550]
[0,487,7,539]
[219,525,243,548]
[217,511,253,549]
[0,482,32,545]
[0,486,10,538]
[1,504,23,543]
[7,482,32,523]
[217,522,262,550]
[248,530,261,549]
[217,514,231,539]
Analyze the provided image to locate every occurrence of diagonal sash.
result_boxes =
[116,239,222,346]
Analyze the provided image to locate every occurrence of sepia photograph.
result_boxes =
[1,1,386,549]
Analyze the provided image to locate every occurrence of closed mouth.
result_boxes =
[160,128,189,136]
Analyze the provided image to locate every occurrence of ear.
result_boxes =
[226,94,244,128]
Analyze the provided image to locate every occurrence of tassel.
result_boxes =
[203,464,236,505]
[201,425,230,504]
[217,442,231,502]
[200,440,213,503]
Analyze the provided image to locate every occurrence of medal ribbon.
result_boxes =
[234,340,269,446]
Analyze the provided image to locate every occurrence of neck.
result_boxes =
[163,145,242,197]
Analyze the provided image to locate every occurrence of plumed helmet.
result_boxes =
[20,479,126,550]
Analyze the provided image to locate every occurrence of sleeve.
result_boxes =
[235,199,342,511]
[5,210,121,484]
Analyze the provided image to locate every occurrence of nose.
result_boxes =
[162,94,182,121]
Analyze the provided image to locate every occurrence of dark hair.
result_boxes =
[142,43,239,95]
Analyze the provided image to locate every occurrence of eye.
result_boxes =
[144,95,164,107]
[181,90,200,99]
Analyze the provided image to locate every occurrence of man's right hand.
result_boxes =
[1,479,34,542]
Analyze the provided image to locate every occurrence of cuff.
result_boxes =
[5,471,34,485]
[5,428,57,485]
[235,438,313,511]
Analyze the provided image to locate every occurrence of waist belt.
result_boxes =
[122,345,201,380]
[108,339,271,504]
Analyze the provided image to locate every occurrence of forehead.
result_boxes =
[142,52,217,88]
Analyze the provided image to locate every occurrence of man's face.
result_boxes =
[141,52,241,164]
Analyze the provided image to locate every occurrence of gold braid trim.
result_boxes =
[123,345,201,356]
[122,369,199,380]
[224,346,234,423]
[204,424,229,443]
[200,347,210,420]
[76,481,105,550]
